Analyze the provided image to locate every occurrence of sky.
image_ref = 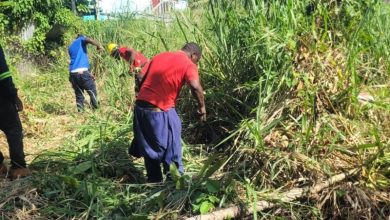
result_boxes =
[100,0,150,13]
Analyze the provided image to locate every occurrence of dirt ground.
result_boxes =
[0,97,84,166]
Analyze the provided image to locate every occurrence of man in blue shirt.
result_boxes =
[0,45,30,179]
[68,34,103,111]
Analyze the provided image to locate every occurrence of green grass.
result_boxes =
[0,0,389,219]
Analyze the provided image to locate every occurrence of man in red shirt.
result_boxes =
[108,43,149,74]
[131,42,206,183]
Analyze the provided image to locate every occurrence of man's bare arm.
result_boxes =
[85,37,104,52]
[135,72,144,91]
[188,79,206,121]
[125,49,136,65]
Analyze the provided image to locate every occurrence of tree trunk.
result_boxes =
[71,0,77,15]
[95,0,100,20]
[184,169,360,220]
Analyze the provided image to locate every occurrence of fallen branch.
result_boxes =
[184,168,360,220]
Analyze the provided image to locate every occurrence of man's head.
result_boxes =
[181,42,202,64]
[107,43,120,60]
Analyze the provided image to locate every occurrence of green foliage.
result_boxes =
[192,194,219,214]
[54,8,81,28]
[25,12,50,53]
[0,0,389,219]
[0,0,83,53]
[0,0,64,31]
[191,179,222,214]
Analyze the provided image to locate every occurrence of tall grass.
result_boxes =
[1,0,389,219]
[174,0,390,218]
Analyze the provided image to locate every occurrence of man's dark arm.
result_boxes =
[135,73,143,88]
[135,61,152,90]
[84,37,103,79]
[188,79,206,121]
[0,46,17,102]
[124,49,136,66]
[84,37,104,52]
[123,49,136,73]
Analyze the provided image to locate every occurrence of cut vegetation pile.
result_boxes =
[0,0,389,219]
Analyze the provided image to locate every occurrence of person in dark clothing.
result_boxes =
[131,42,206,183]
[68,34,103,111]
[0,45,30,179]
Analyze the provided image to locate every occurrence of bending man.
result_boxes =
[132,42,206,183]
[107,43,149,74]
[68,34,103,111]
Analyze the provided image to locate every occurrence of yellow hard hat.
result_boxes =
[107,43,118,54]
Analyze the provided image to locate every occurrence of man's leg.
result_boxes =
[4,116,26,168]
[134,106,171,182]
[69,74,85,111]
[134,107,162,182]
[144,157,163,183]
[0,97,26,169]
[85,84,98,109]
[82,73,98,109]
[164,108,184,174]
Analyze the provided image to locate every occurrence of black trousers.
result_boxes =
[0,96,26,168]
[144,157,170,183]
[69,71,98,111]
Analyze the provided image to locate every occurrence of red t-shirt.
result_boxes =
[118,47,148,67]
[137,51,199,111]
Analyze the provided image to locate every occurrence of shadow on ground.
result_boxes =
[0,137,148,218]
[29,137,146,183]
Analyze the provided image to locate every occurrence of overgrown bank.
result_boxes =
[0,0,389,219]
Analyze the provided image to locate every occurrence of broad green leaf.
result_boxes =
[71,161,93,175]
[195,193,207,203]
[207,195,220,204]
[200,201,214,214]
